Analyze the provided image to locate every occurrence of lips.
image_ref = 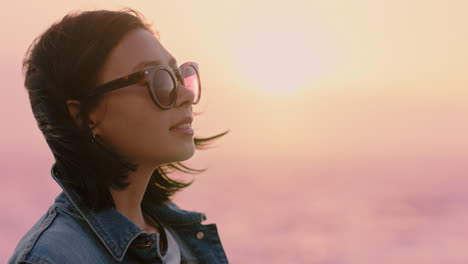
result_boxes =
[170,116,193,130]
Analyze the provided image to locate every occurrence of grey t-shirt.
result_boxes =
[144,212,181,263]
[145,211,201,264]
[159,224,181,263]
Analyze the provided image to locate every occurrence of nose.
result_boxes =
[174,80,195,108]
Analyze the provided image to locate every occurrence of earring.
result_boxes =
[91,133,96,143]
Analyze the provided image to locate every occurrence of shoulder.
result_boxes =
[8,205,112,264]
[8,205,57,264]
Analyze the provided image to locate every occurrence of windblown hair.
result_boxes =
[22,8,229,211]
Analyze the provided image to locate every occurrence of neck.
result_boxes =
[109,163,157,233]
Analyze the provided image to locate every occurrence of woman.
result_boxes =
[8,8,230,264]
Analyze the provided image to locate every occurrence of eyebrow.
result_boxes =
[132,57,178,71]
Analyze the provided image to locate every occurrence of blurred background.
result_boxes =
[2,0,468,263]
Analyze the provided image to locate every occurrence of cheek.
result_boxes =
[99,97,171,156]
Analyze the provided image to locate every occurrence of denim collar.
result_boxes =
[50,162,206,262]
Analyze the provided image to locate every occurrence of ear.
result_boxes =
[65,100,95,130]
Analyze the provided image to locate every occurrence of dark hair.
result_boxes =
[22,7,229,211]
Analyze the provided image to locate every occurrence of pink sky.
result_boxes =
[2,1,468,263]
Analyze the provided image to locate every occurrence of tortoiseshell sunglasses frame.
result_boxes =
[84,61,201,110]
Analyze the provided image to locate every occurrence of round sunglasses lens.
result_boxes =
[152,69,176,107]
[181,65,200,103]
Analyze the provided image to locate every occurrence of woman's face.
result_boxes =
[70,28,196,167]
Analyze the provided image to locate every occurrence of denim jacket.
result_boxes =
[8,163,230,264]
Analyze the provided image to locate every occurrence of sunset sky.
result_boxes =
[2,1,468,263]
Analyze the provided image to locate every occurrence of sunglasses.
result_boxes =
[85,61,201,110]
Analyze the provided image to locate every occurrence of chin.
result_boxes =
[169,145,196,163]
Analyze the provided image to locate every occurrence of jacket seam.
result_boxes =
[18,208,58,264]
